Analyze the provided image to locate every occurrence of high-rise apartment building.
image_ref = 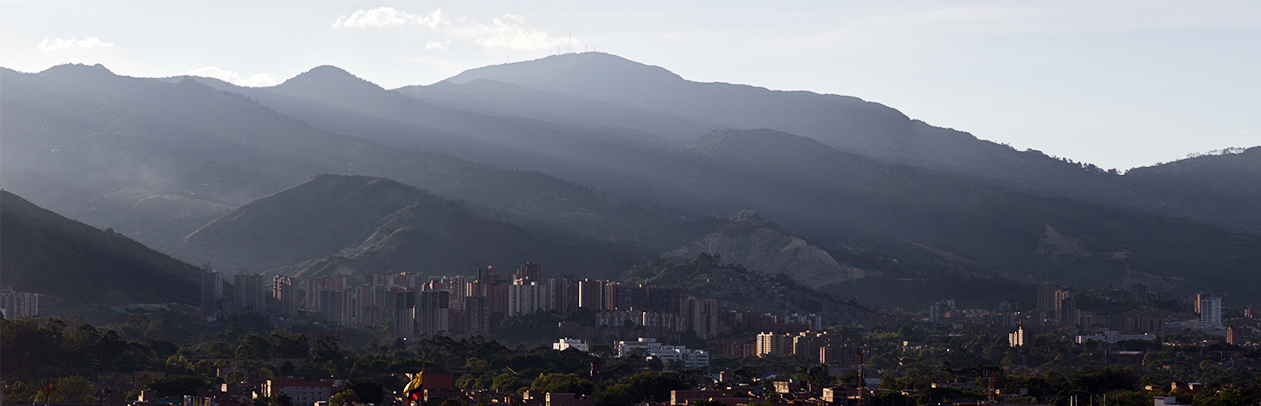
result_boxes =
[1036,284,1056,323]
[548,276,578,315]
[306,275,347,311]
[756,332,793,356]
[0,289,39,318]
[416,290,451,337]
[578,279,605,310]
[234,273,266,311]
[508,280,548,316]
[516,262,541,283]
[200,267,222,312]
[1200,297,1222,326]
[464,296,488,335]
[1130,284,1148,303]
[1195,291,1212,314]
[687,297,719,339]
[273,275,296,316]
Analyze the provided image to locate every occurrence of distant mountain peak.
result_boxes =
[444,52,684,87]
[276,64,385,93]
[38,62,117,81]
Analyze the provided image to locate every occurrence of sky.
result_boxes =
[2,1,1258,171]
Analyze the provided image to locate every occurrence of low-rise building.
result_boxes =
[553,338,589,352]
[1075,331,1157,344]
[1154,396,1191,406]
[617,338,710,369]
[263,379,333,406]
[545,393,593,406]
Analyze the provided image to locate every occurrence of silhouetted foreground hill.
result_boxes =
[0,190,199,304]
[176,175,656,279]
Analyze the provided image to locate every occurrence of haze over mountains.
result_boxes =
[2,52,1258,306]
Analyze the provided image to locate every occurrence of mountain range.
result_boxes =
[2,52,1258,306]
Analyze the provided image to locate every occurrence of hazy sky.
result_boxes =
[3,1,1258,171]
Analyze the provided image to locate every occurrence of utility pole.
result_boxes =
[985,369,997,404]
[856,346,865,406]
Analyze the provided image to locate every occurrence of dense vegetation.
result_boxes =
[6,313,1260,406]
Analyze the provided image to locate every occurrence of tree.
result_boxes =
[491,373,521,392]
[608,372,689,404]
[312,333,342,362]
[49,376,97,403]
[237,334,273,361]
[140,375,212,397]
[531,373,594,396]
[346,379,385,405]
[330,390,358,406]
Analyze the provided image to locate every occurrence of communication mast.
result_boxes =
[985,369,997,404]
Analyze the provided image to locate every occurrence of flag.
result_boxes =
[404,372,424,402]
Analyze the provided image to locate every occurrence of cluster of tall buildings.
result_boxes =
[755,330,862,365]
[1036,284,1080,328]
[1025,285,1232,335]
[197,261,786,341]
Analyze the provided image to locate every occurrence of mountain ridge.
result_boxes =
[0,189,201,304]
[5,58,1261,304]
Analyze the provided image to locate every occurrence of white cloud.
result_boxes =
[37,36,115,52]
[185,67,277,87]
[330,8,573,52]
[425,40,451,51]
[471,14,572,51]
[332,7,445,30]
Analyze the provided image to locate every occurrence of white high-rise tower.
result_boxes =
[1200,297,1222,326]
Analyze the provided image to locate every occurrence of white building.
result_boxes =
[1075,331,1157,344]
[617,337,710,369]
[1008,327,1027,347]
[1200,297,1222,326]
[508,280,548,316]
[0,290,38,318]
[554,338,589,352]
[1154,396,1190,406]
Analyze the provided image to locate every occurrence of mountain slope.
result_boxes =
[439,52,1256,234]
[662,211,867,287]
[0,65,709,254]
[673,129,1261,300]
[0,190,200,304]
[175,174,656,279]
[396,78,717,142]
[1123,147,1261,231]
[6,61,1260,303]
